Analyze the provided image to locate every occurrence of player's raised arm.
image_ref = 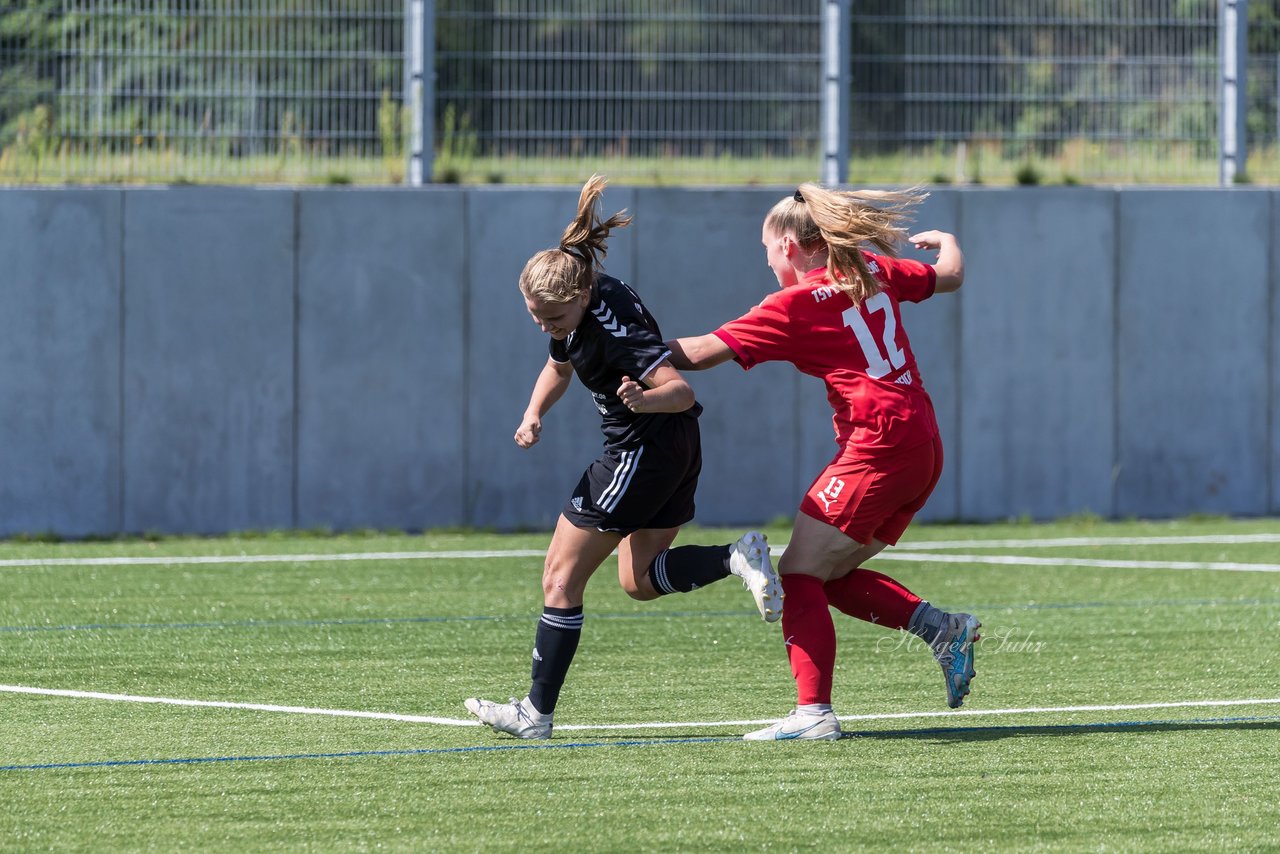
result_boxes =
[909,229,964,293]
[514,357,573,448]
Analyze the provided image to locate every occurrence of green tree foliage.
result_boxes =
[3,1,402,160]
[436,0,821,160]
[850,0,1228,158]
[5,1,1280,174]
[0,1,64,147]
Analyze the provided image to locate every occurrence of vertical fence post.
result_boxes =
[1219,0,1248,185]
[821,0,850,187]
[405,0,434,186]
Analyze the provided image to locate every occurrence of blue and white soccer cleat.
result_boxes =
[743,708,842,741]
[464,696,553,739]
[729,531,783,623]
[932,613,981,708]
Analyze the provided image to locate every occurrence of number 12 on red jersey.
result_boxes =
[842,291,905,379]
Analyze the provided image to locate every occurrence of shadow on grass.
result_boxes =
[840,716,1280,742]
[579,715,1280,744]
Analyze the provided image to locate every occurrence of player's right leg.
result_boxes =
[743,512,865,742]
[617,528,781,622]
[742,706,842,741]
[465,515,620,739]
[727,531,782,622]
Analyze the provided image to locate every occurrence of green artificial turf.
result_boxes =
[1,517,1277,851]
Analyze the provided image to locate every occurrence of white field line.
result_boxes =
[894,534,1280,550]
[873,552,1280,573]
[0,531,1277,571]
[0,550,547,568]
[3,684,1280,731]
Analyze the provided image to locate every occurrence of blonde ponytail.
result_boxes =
[519,174,632,303]
[770,184,927,305]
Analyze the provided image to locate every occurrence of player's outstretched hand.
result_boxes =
[617,376,647,412]
[908,229,950,251]
[514,414,542,448]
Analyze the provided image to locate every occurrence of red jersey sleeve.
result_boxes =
[866,251,936,303]
[714,291,794,370]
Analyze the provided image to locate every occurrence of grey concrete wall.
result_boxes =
[122,188,295,533]
[1115,190,1273,517]
[959,188,1118,520]
[0,185,1276,535]
[297,188,467,531]
[0,189,122,537]
[1273,206,1280,516]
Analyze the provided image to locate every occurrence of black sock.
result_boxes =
[649,544,732,595]
[907,601,946,645]
[527,605,583,715]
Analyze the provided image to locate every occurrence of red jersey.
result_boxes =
[714,252,939,457]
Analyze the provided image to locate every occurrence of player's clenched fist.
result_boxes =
[514,414,542,448]
[617,376,647,412]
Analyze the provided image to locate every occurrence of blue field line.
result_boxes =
[0,736,735,772]
[3,596,1277,635]
[966,596,1280,613]
[4,714,1278,773]
[0,610,755,634]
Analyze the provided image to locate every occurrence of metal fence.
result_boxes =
[1,1,1278,186]
[847,0,1248,184]
[432,1,821,184]
[0,1,405,184]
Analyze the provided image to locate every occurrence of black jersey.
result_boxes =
[550,274,702,449]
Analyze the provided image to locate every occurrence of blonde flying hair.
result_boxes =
[519,174,632,303]
[771,183,927,305]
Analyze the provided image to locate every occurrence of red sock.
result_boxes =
[823,569,921,629]
[780,573,835,705]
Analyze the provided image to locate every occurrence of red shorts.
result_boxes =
[798,434,943,546]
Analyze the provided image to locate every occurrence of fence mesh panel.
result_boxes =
[850,0,1225,183]
[433,0,821,184]
[2,2,1279,185]
[1,1,404,183]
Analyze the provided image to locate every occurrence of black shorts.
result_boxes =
[563,416,701,535]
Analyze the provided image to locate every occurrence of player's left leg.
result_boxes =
[466,515,620,739]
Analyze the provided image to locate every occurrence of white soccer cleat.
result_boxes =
[743,708,842,741]
[729,531,783,622]
[464,696,553,739]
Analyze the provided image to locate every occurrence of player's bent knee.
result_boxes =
[620,579,658,601]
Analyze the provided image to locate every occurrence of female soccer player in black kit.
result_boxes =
[465,176,781,739]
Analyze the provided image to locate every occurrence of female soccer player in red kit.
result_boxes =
[668,184,978,740]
